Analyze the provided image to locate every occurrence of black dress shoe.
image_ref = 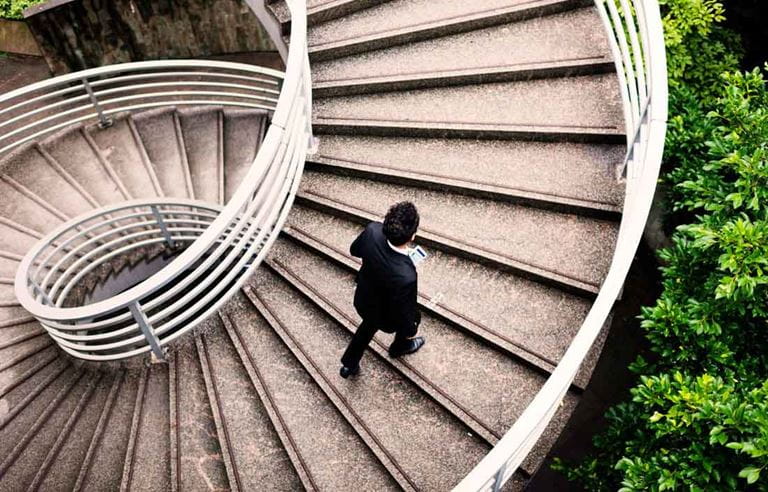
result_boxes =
[389,336,425,358]
[340,365,360,379]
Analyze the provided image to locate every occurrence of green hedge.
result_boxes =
[554,1,768,490]
[0,0,46,20]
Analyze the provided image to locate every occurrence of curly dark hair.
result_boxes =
[383,201,420,246]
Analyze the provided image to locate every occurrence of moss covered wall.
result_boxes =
[25,0,275,75]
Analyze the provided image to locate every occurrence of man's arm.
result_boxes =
[390,279,419,338]
[350,225,368,258]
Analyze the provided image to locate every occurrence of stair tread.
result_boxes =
[132,108,192,199]
[77,373,139,492]
[1,146,94,219]
[312,8,609,83]
[36,375,114,492]
[42,128,126,207]
[200,322,303,490]
[249,268,492,490]
[313,135,625,207]
[88,117,159,200]
[178,107,223,204]
[315,74,622,131]
[298,171,618,286]
[174,340,230,491]
[124,364,171,492]
[225,296,400,491]
[0,178,64,234]
[223,108,268,202]
[0,356,63,420]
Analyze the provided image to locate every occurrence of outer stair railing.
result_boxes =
[11,0,312,361]
[454,0,668,489]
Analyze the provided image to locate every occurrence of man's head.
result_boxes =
[383,201,419,246]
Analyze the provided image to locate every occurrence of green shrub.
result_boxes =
[555,1,768,489]
[0,0,46,20]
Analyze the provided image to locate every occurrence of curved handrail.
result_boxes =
[12,0,312,360]
[454,0,668,489]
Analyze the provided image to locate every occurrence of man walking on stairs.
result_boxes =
[340,201,426,378]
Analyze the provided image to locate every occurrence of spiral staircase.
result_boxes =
[0,0,667,490]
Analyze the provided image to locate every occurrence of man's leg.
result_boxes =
[389,327,425,358]
[341,319,377,369]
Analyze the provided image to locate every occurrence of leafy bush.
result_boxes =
[555,1,768,490]
[0,0,46,20]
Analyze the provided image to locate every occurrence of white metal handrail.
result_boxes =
[454,0,668,489]
[12,0,312,361]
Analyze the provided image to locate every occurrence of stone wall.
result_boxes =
[0,19,42,55]
[25,0,276,75]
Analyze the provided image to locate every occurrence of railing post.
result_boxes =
[129,301,166,362]
[30,280,52,305]
[150,205,176,249]
[81,78,113,129]
[492,464,506,492]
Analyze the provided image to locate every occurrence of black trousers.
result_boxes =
[340,320,413,368]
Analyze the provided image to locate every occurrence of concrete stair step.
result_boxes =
[0,332,51,368]
[42,127,128,207]
[308,0,591,61]
[0,371,93,489]
[0,218,40,257]
[0,176,65,235]
[244,269,494,490]
[32,374,116,491]
[311,7,609,85]
[119,364,171,492]
[0,344,59,396]
[172,340,230,491]
[222,108,268,202]
[309,136,625,217]
[1,145,95,219]
[178,107,225,205]
[74,372,139,492]
[222,301,400,491]
[196,321,303,491]
[271,0,393,28]
[0,356,66,424]
[315,74,622,136]
[297,170,618,292]
[88,117,162,200]
[132,108,195,199]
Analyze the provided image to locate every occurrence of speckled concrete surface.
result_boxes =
[77,372,140,492]
[315,135,625,206]
[0,336,51,367]
[0,177,63,235]
[178,108,223,204]
[1,145,94,218]
[128,364,171,491]
[89,117,160,200]
[0,372,92,488]
[133,109,193,200]
[0,356,63,421]
[269,236,549,434]
[201,325,302,491]
[223,109,267,202]
[42,127,126,207]
[36,374,114,491]
[226,294,400,491]
[299,171,619,286]
[0,307,32,324]
[315,74,622,130]
[250,267,492,490]
[309,0,541,47]
[175,340,230,491]
[312,8,609,82]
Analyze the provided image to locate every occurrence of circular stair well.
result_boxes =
[0,0,634,490]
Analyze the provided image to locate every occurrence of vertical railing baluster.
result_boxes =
[129,302,166,361]
[81,78,113,129]
[151,205,176,249]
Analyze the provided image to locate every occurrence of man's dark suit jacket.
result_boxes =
[350,222,419,336]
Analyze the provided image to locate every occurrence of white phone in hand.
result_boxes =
[409,245,428,266]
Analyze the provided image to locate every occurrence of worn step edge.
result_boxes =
[195,334,244,492]
[219,312,320,491]
[0,329,46,351]
[72,374,124,492]
[119,366,149,492]
[173,110,197,199]
[264,257,503,445]
[0,351,60,401]
[27,374,103,491]
[276,0,393,30]
[314,57,615,96]
[169,351,180,492]
[308,0,592,61]
[0,339,54,373]
[0,358,68,428]
[295,190,600,297]
[313,117,625,144]
[126,115,165,197]
[278,225,593,395]
[0,369,85,476]
[307,155,622,220]
[242,285,419,492]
